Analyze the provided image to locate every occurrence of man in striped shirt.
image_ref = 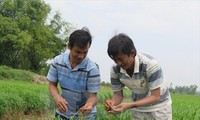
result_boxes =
[47,27,101,120]
[105,33,172,119]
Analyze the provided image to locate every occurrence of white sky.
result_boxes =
[44,0,200,90]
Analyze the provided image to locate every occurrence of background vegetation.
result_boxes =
[0,66,200,120]
[0,0,74,73]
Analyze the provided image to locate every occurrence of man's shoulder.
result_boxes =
[138,53,160,71]
[111,63,120,73]
[138,53,155,60]
[55,52,68,58]
[137,53,158,64]
[86,58,98,69]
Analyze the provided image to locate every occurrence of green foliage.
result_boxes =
[0,67,199,119]
[39,64,50,76]
[0,80,200,119]
[0,0,74,72]
[97,86,131,103]
[172,94,200,120]
[0,80,52,118]
[0,65,33,82]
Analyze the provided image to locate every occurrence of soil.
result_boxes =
[33,74,48,84]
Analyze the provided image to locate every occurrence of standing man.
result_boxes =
[105,33,172,119]
[47,27,101,120]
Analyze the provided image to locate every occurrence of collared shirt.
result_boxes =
[111,53,172,112]
[47,51,101,118]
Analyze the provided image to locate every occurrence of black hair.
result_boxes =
[107,33,137,59]
[69,27,92,48]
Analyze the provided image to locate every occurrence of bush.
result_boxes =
[0,66,33,82]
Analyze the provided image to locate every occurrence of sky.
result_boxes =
[44,0,200,90]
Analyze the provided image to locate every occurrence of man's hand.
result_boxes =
[79,103,93,116]
[108,102,132,114]
[105,100,114,112]
[55,96,68,113]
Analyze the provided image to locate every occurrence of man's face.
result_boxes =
[113,51,135,70]
[68,43,90,64]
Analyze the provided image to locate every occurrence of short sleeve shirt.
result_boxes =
[111,53,172,112]
[47,52,101,117]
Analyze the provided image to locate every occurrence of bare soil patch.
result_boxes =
[33,74,48,84]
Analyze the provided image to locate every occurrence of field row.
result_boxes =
[0,80,200,120]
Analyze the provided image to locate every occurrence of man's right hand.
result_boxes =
[55,96,68,113]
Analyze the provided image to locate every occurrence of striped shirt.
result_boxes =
[47,52,101,118]
[111,53,172,112]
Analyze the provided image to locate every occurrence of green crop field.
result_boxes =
[0,80,200,120]
[0,66,199,120]
[171,94,200,120]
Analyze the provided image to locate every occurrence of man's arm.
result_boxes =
[86,93,98,107]
[111,90,124,105]
[48,81,67,113]
[130,87,160,108]
[110,87,160,114]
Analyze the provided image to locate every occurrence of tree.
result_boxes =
[0,0,74,72]
[189,85,198,95]
[174,85,198,95]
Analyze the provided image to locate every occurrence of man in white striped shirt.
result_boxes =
[105,33,172,120]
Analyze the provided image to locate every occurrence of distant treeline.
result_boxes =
[169,84,199,95]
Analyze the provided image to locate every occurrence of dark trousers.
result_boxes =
[55,112,96,120]
[55,112,69,120]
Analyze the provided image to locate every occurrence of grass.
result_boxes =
[0,66,33,82]
[0,65,200,119]
[172,93,200,120]
[0,80,54,119]
[1,79,200,120]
